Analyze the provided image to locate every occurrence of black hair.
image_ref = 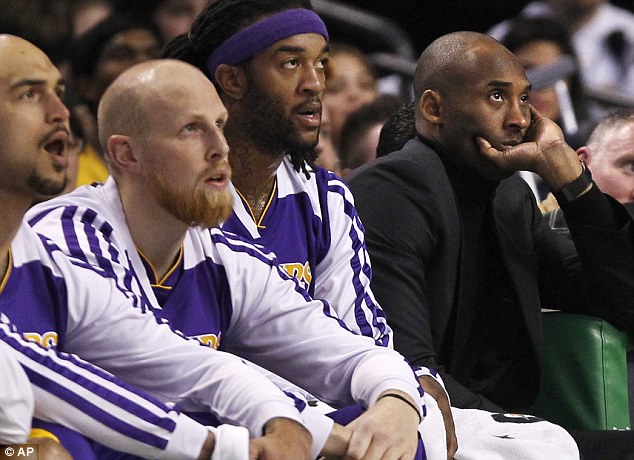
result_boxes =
[162,0,317,174]
[376,101,416,157]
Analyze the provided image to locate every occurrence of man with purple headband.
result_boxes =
[28,52,426,460]
[156,1,589,459]
[161,0,458,457]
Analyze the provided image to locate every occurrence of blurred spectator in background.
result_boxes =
[323,42,379,151]
[71,0,114,37]
[70,15,162,187]
[546,108,634,231]
[114,0,209,43]
[500,15,602,206]
[0,0,72,69]
[501,15,597,149]
[578,108,634,205]
[338,94,404,178]
[490,0,634,115]
[314,105,341,175]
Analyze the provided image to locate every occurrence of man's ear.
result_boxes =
[577,146,591,164]
[107,135,140,174]
[214,64,247,100]
[420,89,443,125]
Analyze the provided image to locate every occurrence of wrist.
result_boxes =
[552,160,593,204]
[379,391,422,423]
[320,423,351,458]
[197,430,215,460]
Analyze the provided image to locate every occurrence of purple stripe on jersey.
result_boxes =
[27,206,57,227]
[1,329,178,439]
[35,231,148,313]
[211,231,278,267]
[213,231,352,330]
[282,391,307,412]
[81,209,117,275]
[329,182,390,346]
[25,367,171,449]
[39,206,152,313]
[60,205,82,258]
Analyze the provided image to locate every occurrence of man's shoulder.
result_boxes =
[27,181,113,225]
[11,221,57,268]
[348,138,446,190]
[279,156,343,194]
[495,173,538,206]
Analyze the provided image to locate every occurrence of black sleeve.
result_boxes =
[536,184,634,330]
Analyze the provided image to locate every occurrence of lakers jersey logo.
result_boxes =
[23,331,58,349]
[280,262,312,290]
[192,333,221,349]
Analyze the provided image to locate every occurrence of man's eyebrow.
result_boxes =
[487,80,511,88]
[276,45,306,54]
[275,44,329,55]
[10,78,66,90]
[487,80,532,91]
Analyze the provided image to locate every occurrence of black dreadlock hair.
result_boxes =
[162,0,318,176]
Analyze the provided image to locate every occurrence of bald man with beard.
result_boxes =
[28,58,433,460]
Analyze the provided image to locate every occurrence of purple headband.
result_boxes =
[206,8,329,80]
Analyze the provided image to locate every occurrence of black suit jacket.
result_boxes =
[348,137,634,411]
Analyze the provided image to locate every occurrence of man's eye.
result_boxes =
[491,91,503,101]
[284,59,299,70]
[316,58,328,70]
[20,90,36,100]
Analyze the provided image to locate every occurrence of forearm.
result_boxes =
[0,344,33,444]
[350,352,423,415]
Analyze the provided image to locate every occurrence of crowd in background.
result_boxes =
[1,1,634,459]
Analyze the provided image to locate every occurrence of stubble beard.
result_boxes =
[28,168,67,197]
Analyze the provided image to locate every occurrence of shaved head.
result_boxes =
[97,59,213,154]
[0,34,71,199]
[411,30,531,181]
[97,58,232,228]
[414,32,515,100]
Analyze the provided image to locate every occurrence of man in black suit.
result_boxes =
[348,31,634,415]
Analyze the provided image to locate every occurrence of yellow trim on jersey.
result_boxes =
[136,246,183,288]
[29,428,61,444]
[0,249,13,295]
[235,179,277,229]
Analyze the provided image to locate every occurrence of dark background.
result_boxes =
[327,0,634,57]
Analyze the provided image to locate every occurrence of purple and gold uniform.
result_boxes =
[223,159,391,347]
[27,178,424,458]
[1,222,307,458]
